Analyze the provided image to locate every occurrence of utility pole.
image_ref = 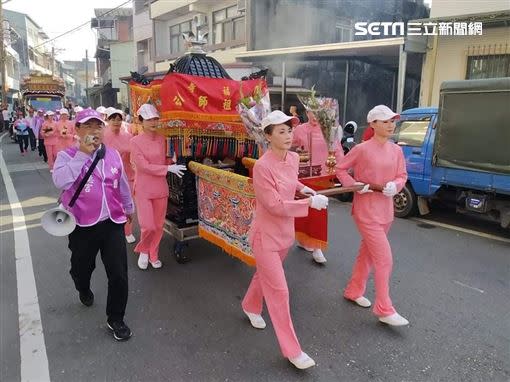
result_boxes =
[85,49,89,106]
[51,46,55,76]
[0,0,7,107]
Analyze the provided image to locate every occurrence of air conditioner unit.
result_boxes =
[193,14,207,28]
[237,0,246,13]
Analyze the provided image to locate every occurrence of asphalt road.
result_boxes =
[1,135,509,382]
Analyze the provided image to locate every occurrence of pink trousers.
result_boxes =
[46,144,58,170]
[242,234,302,358]
[124,180,135,236]
[134,196,167,262]
[344,219,396,317]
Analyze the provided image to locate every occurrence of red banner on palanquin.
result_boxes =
[159,73,267,134]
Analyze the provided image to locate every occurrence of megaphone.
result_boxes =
[41,204,76,236]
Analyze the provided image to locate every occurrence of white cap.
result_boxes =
[137,103,159,120]
[106,108,124,119]
[59,108,69,115]
[96,106,107,114]
[261,110,299,130]
[366,105,400,123]
[105,106,116,115]
[45,110,55,116]
[74,106,83,113]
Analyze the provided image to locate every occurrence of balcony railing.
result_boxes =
[151,0,197,19]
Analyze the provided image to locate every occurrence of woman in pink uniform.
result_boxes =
[291,110,343,264]
[104,108,136,244]
[130,104,186,269]
[42,110,58,171]
[335,105,409,326]
[56,108,76,151]
[241,110,329,370]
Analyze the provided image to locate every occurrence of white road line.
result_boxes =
[412,217,510,244]
[453,280,485,294]
[0,133,51,381]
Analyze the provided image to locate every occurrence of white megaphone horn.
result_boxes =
[41,204,76,236]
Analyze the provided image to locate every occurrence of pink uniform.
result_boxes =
[56,119,76,151]
[292,121,330,173]
[292,121,343,252]
[43,120,58,169]
[104,126,135,236]
[121,121,133,134]
[242,150,310,358]
[130,132,169,262]
[335,138,407,316]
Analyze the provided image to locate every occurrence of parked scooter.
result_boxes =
[341,121,357,154]
[336,121,358,202]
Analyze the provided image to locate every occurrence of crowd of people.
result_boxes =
[45,102,408,370]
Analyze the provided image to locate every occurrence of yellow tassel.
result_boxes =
[295,232,328,251]
[198,227,256,266]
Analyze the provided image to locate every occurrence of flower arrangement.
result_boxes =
[298,86,339,149]
[237,83,271,150]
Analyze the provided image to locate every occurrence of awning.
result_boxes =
[236,37,406,69]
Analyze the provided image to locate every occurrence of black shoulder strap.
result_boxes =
[68,144,106,208]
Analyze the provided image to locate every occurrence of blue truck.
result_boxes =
[392,78,510,229]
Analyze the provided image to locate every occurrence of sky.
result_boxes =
[4,0,131,62]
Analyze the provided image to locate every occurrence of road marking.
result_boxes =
[7,162,49,173]
[412,217,510,244]
[453,280,485,294]
[0,133,51,381]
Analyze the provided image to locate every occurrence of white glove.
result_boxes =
[382,181,398,197]
[168,164,187,178]
[354,182,373,194]
[309,194,329,210]
[300,186,317,196]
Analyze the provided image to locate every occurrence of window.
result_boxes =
[169,21,192,54]
[213,5,245,45]
[134,0,150,14]
[335,21,353,43]
[466,54,510,79]
[394,119,430,147]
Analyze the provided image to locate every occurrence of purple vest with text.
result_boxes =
[61,146,127,227]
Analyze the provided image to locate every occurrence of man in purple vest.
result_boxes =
[52,108,134,341]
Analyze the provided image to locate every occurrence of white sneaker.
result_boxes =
[149,259,163,269]
[288,351,316,370]
[243,310,266,329]
[137,253,149,270]
[125,234,136,244]
[297,243,313,252]
[354,296,371,308]
[379,312,409,326]
[312,249,327,263]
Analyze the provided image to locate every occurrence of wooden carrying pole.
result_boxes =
[295,183,384,199]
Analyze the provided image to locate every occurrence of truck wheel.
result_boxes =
[394,184,417,218]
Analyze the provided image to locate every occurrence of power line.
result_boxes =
[33,0,131,49]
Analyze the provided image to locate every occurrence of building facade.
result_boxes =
[3,10,56,77]
[237,0,429,125]
[62,59,96,107]
[149,0,254,79]
[419,0,510,106]
[2,19,21,108]
[133,0,154,73]
[89,7,134,108]
[3,9,72,110]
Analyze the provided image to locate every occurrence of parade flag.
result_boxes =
[160,73,267,133]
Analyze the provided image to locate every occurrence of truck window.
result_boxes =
[395,119,430,147]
